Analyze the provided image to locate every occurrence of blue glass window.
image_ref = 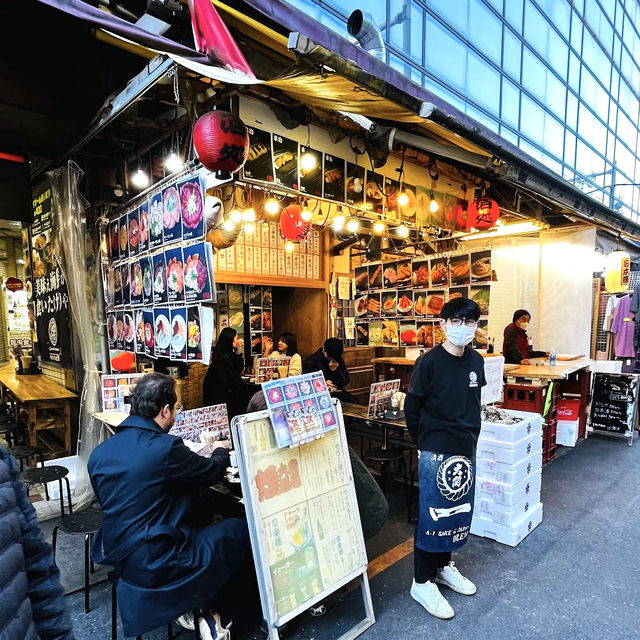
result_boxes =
[570,9,583,53]
[427,0,469,37]
[520,94,545,146]
[501,78,520,128]
[425,15,467,93]
[390,0,423,64]
[469,1,502,65]
[503,30,522,81]
[467,50,500,115]
[566,92,579,131]
[544,113,565,159]
[535,0,571,39]
[564,130,577,167]
[521,47,546,103]
[504,0,523,33]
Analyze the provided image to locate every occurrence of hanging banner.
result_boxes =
[31,182,73,367]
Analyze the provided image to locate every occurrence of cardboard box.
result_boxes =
[476,448,542,485]
[475,469,542,506]
[471,502,543,546]
[475,494,541,527]
[477,429,543,465]
[480,409,543,443]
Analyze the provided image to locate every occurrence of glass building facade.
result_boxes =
[285,0,640,224]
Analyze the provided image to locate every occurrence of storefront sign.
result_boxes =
[31,182,73,367]
[590,372,637,436]
[5,277,23,291]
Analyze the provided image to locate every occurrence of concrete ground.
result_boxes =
[42,433,639,639]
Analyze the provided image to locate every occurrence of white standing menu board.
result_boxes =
[231,400,374,639]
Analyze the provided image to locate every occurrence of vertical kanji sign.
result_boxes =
[31,182,73,367]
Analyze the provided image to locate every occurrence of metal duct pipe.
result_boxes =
[347,10,386,61]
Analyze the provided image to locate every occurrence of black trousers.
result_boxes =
[414,546,452,583]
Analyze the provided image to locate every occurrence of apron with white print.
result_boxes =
[416,450,475,552]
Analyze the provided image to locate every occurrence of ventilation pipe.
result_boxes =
[347,10,386,61]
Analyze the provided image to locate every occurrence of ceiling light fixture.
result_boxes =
[242,208,256,222]
[332,214,346,231]
[164,151,183,173]
[229,209,242,223]
[373,217,386,235]
[300,151,317,173]
[397,223,409,238]
[222,219,235,231]
[346,218,359,233]
[429,191,439,213]
[131,167,150,189]
[285,240,295,252]
[244,222,256,234]
[398,192,409,207]
[457,220,548,241]
[264,197,281,216]
[300,201,313,222]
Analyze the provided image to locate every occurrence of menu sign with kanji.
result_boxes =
[31,183,73,367]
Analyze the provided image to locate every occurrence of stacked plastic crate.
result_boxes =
[471,410,543,546]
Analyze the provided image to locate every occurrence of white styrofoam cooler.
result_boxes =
[477,429,542,465]
[479,409,543,443]
[475,495,541,526]
[43,455,78,501]
[475,469,542,506]
[476,448,542,485]
[471,502,543,546]
[556,422,579,447]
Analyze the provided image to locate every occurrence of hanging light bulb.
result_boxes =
[373,217,386,235]
[229,209,242,223]
[164,151,183,173]
[429,191,439,213]
[244,222,256,234]
[222,219,235,232]
[131,167,150,189]
[332,214,346,231]
[300,151,317,173]
[265,197,280,216]
[285,240,295,252]
[346,218,359,233]
[397,223,410,238]
[398,192,409,207]
[300,201,313,222]
[242,208,256,222]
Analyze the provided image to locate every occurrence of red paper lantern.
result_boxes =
[193,111,249,173]
[280,204,309,241]
[467,198,500,230]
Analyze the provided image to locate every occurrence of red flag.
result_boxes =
[188,0,255,77]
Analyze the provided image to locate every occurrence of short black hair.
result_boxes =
[440,297,481,322]
[324,337,344,359]
[129,373,177,418]
[513,309,530,323]
[277,332,298,357]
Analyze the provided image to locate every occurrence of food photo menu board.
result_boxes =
[101,373,145,412]
[353,250,492,349]
[262,372,338,448]
[230,404,371,631]
[169,404,230,443]
[367,379,401,418]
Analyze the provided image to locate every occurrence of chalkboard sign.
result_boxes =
[231,400,374,639]
[589,373,637,445]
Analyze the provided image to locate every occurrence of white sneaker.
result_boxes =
[410,579,454,619]
[436,561,477,595]
[198,611,232,640]
[176,612,195,631]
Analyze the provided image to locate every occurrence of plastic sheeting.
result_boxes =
[37,161,101,519]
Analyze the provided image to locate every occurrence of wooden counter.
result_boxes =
[0,364,77,458]
[506,359,592,381]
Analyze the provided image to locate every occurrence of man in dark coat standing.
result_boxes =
[0,444,75,640]
[89,373,251,640]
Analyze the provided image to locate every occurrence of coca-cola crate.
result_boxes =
[543,418,557,464]
[503,384,548,414]
[556,370,591,399]
[578,403,587,439]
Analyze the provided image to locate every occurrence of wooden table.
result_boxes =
[506,358,592,381]
[341,401,410,450]
[0,364,77,459]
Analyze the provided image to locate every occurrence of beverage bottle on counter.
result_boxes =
[549,348,557,366]
[487,338,494,354]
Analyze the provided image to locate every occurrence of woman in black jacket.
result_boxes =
[203,328,252,418]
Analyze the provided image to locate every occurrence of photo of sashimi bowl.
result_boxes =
[180,180,203,230]
[171,314,186,352]
[123,313,135,343]
[128,219,139,249]
[166,257,184,294]
[135,311,144,344]
[144,322,154,349]
[131,263,142,296]
[154,314,171,350]
[138,211,148,245]
[107,314,116,341]
[149,197,163,239]
[153,262,166,295]
[163,186,180,230]
[187,319,201,348]
[142,262,152,298]
[184,252,208,293]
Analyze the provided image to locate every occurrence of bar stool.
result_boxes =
[0,422,24,447]
[7,444,46,471]
[21,465,73,517]
[52,507,103,613]
[364,446,408,499]
[108,571,200,640]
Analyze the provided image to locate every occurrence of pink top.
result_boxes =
[610,295,635,358]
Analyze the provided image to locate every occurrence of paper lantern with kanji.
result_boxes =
[467,198,500,230]
[279,204,309,241]
[193,111,249,173]
[604,250,630,293]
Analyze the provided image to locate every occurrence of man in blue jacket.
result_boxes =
[89,373,251,640]
[0,444,75,640]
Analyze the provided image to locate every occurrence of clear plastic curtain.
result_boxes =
[40,160,102,517]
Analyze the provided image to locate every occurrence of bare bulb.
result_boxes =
[265,198,280,215]
[131,168,149,189]
[300,152,317,172]
[373,220,386,235]
[300,208,313,222]
[346,218,359,233]
[222,219,235,231]
[397,224,409,238]
[285,240,295,252]
[242,208,256,222]
[229,209,242,223]
[244,222,255,234]
[398,192,409,207]
[332,214,346,231]
[429,197,439,213]
[164,151,183,173]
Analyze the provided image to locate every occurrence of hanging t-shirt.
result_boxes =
[605,295,621,331]
[407,345,486,458]
[610,294,635,358]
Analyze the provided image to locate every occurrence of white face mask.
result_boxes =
[444,324,476,347]
[519,322,529,330]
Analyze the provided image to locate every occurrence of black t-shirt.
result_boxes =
[407,345,486,458]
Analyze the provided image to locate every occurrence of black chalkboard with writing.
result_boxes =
[590,373,637,435]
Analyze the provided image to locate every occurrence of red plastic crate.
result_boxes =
[543,418,557,464]
[556,370,591,398]
[578,403,587,439]
[503,384,548,413]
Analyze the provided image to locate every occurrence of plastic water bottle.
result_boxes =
[549,349,557,366]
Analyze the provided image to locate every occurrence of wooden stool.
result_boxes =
[52,507,103,613]
[21,465,73,517]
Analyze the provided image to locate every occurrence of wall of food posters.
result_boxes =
[353,250,492,349]
[103,171,217,365]
[231,406,369,627]
[169,403,230,442]
[101,373,144,412]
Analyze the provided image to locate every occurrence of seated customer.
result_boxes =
[303,338,359,402]
[269,333,302,377]
[502,309,548,364]
[203,327,252,418]
[89,373,251,640]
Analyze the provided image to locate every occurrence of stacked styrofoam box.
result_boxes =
[471,410,543,546]
[556,398,580,447]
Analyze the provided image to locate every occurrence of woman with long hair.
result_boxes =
[271,332,302,377]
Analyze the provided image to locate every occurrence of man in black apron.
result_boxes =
[405,298,485,619]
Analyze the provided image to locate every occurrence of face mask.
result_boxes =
[519,322,529,330]
[444,324,476,347]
